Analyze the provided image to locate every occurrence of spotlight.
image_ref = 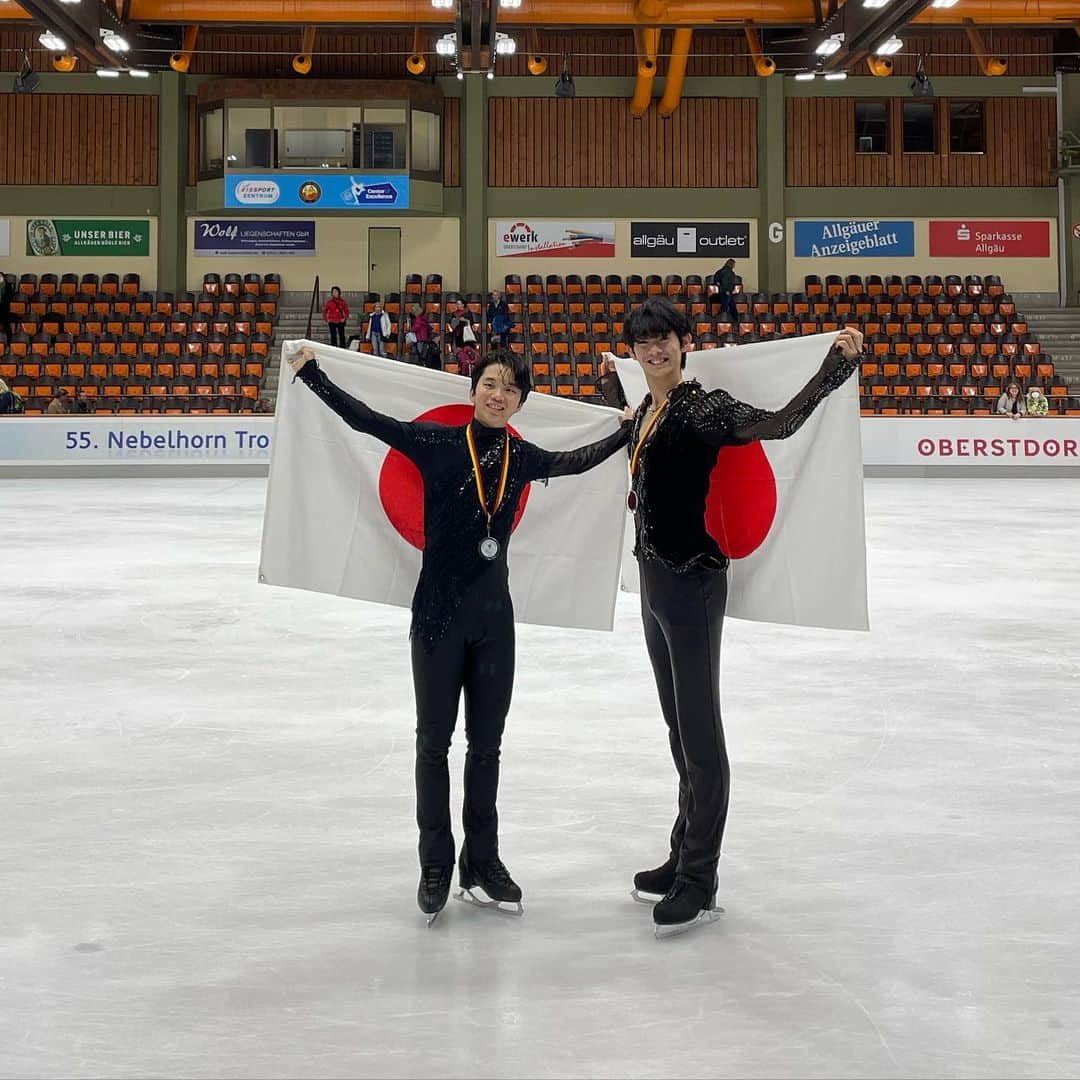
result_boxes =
[486,71,494,79]
[862,0,890,6]
[435,33,456,56]
[930,0,958,6]
[500,0,522,7]
[455,71,464,80]
[815,34,843,57]
[38,31,67,51]
[494,32,516,56]
[102,30,131,53]
[794,72,816,81]
[909,56,934,96]
[13,50,39,93]
[824,71,848,80]
[554,55,575,98]
[430,0,454,8]
[875,36,903,55]
[129,68,150,78]
[95,68,120,78]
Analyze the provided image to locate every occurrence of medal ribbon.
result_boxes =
[630,399,671,478]
[466,424,511,534]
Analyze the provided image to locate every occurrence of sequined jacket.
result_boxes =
[600,351,861,573]
[297,360,631,649]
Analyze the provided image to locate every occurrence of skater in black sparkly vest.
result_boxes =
[599,298,863,938]
[289,346,631,925]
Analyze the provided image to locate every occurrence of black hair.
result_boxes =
[621,297,693,369]
[470,348,532,404]
[330,285,341,295]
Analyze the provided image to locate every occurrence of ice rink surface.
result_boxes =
[1,476,1078,1079]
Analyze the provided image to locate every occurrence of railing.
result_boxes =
[305,274,320,341]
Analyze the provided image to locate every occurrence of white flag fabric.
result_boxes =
[259,341,630,632]
[611,332,869,632]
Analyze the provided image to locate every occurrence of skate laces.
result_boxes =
[481,858,515,888]
[422,864,451,888]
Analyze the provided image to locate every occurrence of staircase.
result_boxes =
[1021,306,1080,393]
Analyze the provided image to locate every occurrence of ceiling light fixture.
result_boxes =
[875,36,904,55]
[494,32,516,55]
[96,68,120,78]
[38,31,67,51]
[435,33,456,56]
[794,71,816,80]
[102,30,131,53]
[824,71,848,80]
[815,34,843,57]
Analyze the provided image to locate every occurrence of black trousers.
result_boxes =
[327,322,346,349]
[410,585,515,868]
[639,557,730,891]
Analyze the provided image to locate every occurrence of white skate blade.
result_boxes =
[425,909,443,928]
[631,888,665,906]
[653,906,724,940]
[454,886,524,918]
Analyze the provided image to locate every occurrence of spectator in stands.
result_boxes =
[487,290,512,347]
[254,397,274,414]
[322,286,350,349]
[711,258,740,320]
[46,388,72,415]
[366,301,392,358]
[405,302,430,362]
[450,301,477,351]
[997,381,1027,419]
[1026,386,1049,416]
[0,273,15,342]
[0,377,23,415]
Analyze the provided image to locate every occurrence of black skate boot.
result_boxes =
[631,855,678,905]
[652,879,723,940]
[455,846,524,917]
[417,863,454,927]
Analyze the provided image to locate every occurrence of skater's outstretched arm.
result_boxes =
[524,410,633,480]
[697,329,863,447]
[289,346,425,459]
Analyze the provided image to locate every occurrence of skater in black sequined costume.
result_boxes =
[289,346,631,922]
[599,299,864,938]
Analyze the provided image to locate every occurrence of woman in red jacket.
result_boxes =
[321,286,350,349]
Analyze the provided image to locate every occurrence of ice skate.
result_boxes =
[652,880,723,940]
[631,855,678,905]
[454,847,524,917]
[417,863,454,927]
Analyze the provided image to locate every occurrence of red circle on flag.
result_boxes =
[704,443,778,559]
[378,404,531,550]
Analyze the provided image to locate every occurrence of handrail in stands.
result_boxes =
[305,274,320,340]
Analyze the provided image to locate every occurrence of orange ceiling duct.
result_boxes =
[744,24,776,77]
[406,26,425,74]
[658,27,692,117]
[51,52,77,72]
[125,0,458,22]
[169,24,199,73]
[866,56,893,76]
[963,19,1008,75]
[526,28,547,75]
[292,25,316,74]
[630,26,659,118]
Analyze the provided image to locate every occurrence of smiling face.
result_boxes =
[630,330,692,383]
[470,364,524,428]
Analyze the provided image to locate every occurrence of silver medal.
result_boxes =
[479,536,500,560]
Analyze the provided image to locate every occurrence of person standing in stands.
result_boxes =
[366,301,392,358]
[0,273,16,342]
[405,303,431,364]
[322,286,350,350]
[486,291,512,347]
[712,259,740,321]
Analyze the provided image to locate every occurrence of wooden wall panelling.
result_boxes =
[488,96,757,188]
[442,96,460,187]
[0,92,157,186]
[186,94,198,187]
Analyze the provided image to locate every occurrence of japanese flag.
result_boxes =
[611,332,869,632]
[259,341,629,632]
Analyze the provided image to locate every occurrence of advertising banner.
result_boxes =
[0,417,274,466]
[25,219,150,257]
[859,418,1078,467]
[194,219,316,256]
[494,220,616,258]
[224,174,409,210]
[928,220,1051,258]
[630,222,750,259]
[794,219,915,258]
[0,218,9,257]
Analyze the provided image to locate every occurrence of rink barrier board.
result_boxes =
[0,417,1078,475]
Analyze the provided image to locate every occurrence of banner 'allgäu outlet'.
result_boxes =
[630,222,750,259]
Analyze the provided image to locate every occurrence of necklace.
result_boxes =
[465,424,511,560]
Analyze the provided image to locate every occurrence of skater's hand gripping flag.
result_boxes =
[609,332,869,632]
[260,341,630,632]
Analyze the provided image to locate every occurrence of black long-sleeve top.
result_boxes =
[600,351,861,573]
[297,360,631,649]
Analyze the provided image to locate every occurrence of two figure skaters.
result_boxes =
[288,345,632,925]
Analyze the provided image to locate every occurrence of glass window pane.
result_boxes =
[362,105,407,170]
[199,105,224,175]
[411,109,440,173]
[275,105,362,168]
[855,101,888,154]
[902,101,936,153]
[227,105,274,168]
[950,101,984,154]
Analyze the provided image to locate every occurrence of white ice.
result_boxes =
[1,477,1078,1079]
